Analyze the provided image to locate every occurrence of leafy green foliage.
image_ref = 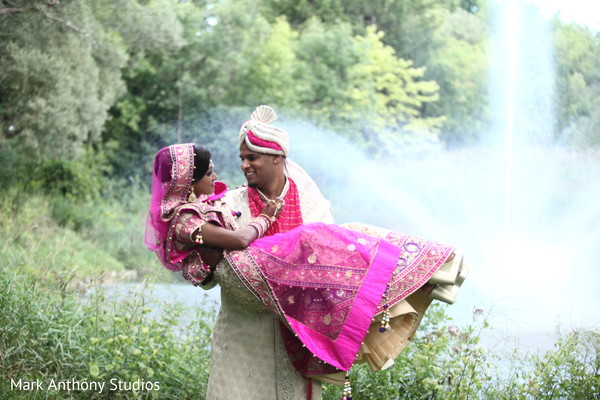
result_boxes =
[322,305,600,400]
[98,0,453,176]
[518,329,600,399]
[553,20,600,148]
[0,1,127,158]
[293,19,359,126]
[265,0,346,26]
[0,0,187,171]
[426,9,489,145]
[0,271,214,399]
[265,0,490,145]
[343,27,444,149]
[323,305,491,400]
[2,0,599,175]
[0,192,123,277]
[0,176,157,277]
[30,153,107,201]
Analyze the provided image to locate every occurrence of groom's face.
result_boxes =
[239,143,277,189]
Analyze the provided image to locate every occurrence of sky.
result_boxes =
[526,0,600,30]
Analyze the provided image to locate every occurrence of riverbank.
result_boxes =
[0,188,158,281]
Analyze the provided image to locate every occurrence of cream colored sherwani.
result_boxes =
[205,185,333,400]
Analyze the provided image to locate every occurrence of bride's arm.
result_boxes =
[193,200,282,250]
[197,223,260,250]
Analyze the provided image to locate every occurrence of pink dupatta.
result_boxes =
[226,223,453,374]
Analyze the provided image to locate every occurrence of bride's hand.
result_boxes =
[260,200,284,220]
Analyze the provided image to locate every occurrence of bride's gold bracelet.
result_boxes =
[258,213,276,223]
[193,221,206,244]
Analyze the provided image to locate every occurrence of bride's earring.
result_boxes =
[189,189,197,203]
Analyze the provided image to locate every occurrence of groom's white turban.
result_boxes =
[238,105,289,157]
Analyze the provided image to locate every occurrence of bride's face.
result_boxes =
[192,163,218,196]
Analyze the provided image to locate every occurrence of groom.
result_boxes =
[206,106,333,400]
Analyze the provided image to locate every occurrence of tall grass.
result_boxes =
[322,305,600,400]
[2,269,597,400]
[0,191,122,277]
[1,184,211,398]
[0,271,214,399]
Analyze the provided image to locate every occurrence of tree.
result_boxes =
[553,20,600,148]
[292,21,443,153]
[426,9,489,145]
[265,0,345,26]
[0,0,186,164]
[0,1,127,158]
[263,0,489,146]
[341,27,444,150]
[293,19,359,127]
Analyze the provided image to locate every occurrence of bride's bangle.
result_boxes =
[193,221,206,244]
[249,215,271,238]
[258,213,276,223]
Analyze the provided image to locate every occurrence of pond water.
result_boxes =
[89,282,221,324]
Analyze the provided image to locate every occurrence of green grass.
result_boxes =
[0,186,213,399]
[0,194,124,278]
[0,186,163,280]
[2,267,596,400]
[0,271,214,399]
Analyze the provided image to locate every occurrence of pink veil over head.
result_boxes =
[145,143,196,271]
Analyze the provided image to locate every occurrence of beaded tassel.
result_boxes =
[341,371,352,400]
[379,284,390,333]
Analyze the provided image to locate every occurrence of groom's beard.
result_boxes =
[248,183,258,188]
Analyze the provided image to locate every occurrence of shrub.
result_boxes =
[323,304,492,400]
[0,271,214,399]
[323,304,600,400]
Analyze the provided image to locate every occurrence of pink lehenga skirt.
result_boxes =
[224,222,457,379]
